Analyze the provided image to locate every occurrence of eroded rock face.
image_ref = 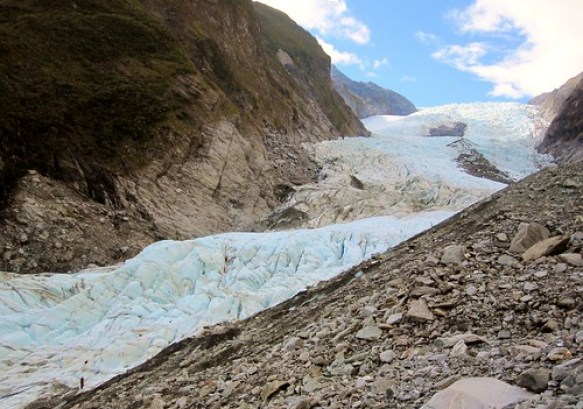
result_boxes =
[0,0,366,273]
[538,77,583,164]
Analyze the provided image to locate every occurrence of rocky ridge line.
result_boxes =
[530,72,583,123]
[331,66,417,118]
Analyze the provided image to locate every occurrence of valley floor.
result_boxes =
[1,103,578,408]
[52,160,583,409]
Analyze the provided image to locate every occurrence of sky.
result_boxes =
[255,0,583,107]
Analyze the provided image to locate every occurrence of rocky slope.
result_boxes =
[0,0,366,273]
[331,66,417,118]
[530,72,583,123]
[1,101,554,408]
[538,79,583,164]
[32,161,583,409]
[253,3,366,136]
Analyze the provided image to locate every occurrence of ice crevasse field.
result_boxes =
[0,103,552,407]
[275,103,549,229]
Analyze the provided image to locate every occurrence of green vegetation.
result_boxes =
[253,2,364,135]
[0,0,196,205]
[0,0,366,209]
[253,2,324,66]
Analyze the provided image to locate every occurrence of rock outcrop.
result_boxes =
[254,3,367,136]
[0,0,366,273]
[41,162,582,409]
[529,71,583,123]
[538,78,583,164]
[331,65,417,118]
[428,122,467,137]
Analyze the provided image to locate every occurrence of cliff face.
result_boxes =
[538,79,583,164]
[252,3,368,136]
[530,71,583,123]
[331,66,417,118]
[0,0,365,273]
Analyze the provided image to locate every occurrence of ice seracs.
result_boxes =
[266,102,550,229]
[364,102,550,180]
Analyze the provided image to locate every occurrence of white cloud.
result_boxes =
[366,72,379,78]
[317,37,363,66]
[449,2,514,33]
[256,0,370,44]
[437,0,583,98]
[373,58,389,69]
[401,75,417,83]
[416,31,441,45]
[432,43,488,70]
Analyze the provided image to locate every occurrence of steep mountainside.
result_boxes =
[529,71,583,123]
[331,65,417,118]
[538,79,583,164]
[0,0,366,273]
[253,3,366,135]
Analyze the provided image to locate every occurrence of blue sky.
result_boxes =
[256,0,583,107]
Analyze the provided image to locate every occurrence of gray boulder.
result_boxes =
[422,378,533,409]
[509,223,550,253]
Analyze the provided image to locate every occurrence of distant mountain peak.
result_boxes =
[331,65,417,118]
[537,71,583,164]
[529,71,583,123]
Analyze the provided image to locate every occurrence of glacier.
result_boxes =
[0,213,452,407]
[265,102,550,229]
[0,102,552,407]
[363,102,550,180]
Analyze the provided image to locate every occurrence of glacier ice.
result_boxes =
[0,212,452,407]
[267,102,551,228]
[0,102,551,407]
[363,102,551,180]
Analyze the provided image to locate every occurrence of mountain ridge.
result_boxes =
[331,65,417,118]
[253,3,367,136]
[538,77,583,164]
[529,71,583,123]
